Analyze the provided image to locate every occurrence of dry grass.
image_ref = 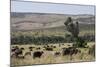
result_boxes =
[11,42,95,66]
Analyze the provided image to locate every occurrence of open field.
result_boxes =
[11,42,95,66]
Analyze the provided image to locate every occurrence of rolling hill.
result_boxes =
[11,12,95,31]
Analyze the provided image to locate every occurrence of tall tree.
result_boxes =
[64,17,79,38]
[64,17,87,48]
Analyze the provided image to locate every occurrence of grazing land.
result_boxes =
[11,42,95,66]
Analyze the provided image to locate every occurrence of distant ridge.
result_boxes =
[11,12,95,31]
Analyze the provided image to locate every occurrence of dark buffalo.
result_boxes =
[62,47,80,56]
[11,46,19,52]
[36,47,41,50]
[12,48,24,58]
[11,48,16,52]
[62,43,64,45]
[29,47,34,51]
[54,52,61,56]
[33,51,44,59]
[52,45,56,48]
[47,45,49,47]
[20,47,24,50]
[45,47,53,51]
[68,44,71,46]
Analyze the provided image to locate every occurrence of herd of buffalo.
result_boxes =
[11,44,95,59]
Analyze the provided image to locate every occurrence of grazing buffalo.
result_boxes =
[11,48,24,58]
[11,46,19,52]
[62,43,64,45]
[47,45,49,47]
[36,47,41,50]
[33,51,44,59]
[52,46,56,48]
[15,48,23,55]
[50,45,56,48]
[11,48,17,52]
[62,47,80,56]
[45,47,53,51]
[54,52,61,56]
[68,44,71,46]
[29,47,34,51]
[20,47,24,50]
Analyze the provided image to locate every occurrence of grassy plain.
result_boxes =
[11,42,95,66]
